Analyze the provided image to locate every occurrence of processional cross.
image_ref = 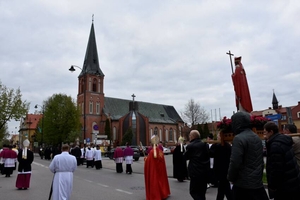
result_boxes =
[226,50,234,74]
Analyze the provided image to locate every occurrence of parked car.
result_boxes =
[163,147,171,155]
[130,145,146,156]
[107,146,140,161]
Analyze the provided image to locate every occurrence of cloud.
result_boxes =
[1,0,300,132]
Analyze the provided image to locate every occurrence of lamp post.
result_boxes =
[69,65,87,144]
[35,104,45,146]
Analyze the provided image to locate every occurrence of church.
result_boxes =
[74,22,184,147]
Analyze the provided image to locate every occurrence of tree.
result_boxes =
[105,118,111,150]
[202,123,210,139]
[122,127,133,145]
[181,99,209,126]
[0,123,9,145]
[0,81,29,130]
[41,94,81,145]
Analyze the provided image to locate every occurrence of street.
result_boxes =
[0,154,219,200]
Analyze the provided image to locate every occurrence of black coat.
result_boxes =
[172,145,188,180]
[71,147,82,158]
[17,149,34,172]
[184,138,210,179]
[266,133,300,197]
[210,142,231,180]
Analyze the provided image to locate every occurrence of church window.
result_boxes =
[297,112,300,118]
[132,112,136,139]
[169,128,173,141]
[165,129,168,141]
[154,127,158,135]
[92,79,97,92]
[113,127,117,140]
[89,102,93,114]
[81,103,84,114]
[96,103,100,114]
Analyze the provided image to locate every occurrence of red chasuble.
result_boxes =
[144,148,170,200]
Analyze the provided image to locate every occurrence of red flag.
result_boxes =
[231,57,253,113]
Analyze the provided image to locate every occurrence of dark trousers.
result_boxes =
[126,164,132,174]
[232,185,268,200]
[116,163,123,173]
[76,157,81,166]
[189,177,207,200]
[216,179,232,200]
[95,160,102,169]
[86,160,94,168]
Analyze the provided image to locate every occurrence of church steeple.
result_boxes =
[79,21,104,77]
[272,90,279,109]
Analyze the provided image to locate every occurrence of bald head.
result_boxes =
[189,130,200,141]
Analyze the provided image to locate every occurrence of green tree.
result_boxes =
[0,123,9,146]
[181,99,209,126]
[105,118,111,150]
[122,127,133,145]
[42,94,81,145]
[0,81,29,130]
[202,123,210,139]
[197,124,203,137]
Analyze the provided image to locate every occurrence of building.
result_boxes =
[73,22,184,147]
[18,113,42,151]
[251,91,300,133]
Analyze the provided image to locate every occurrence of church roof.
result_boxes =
[103,97,183,124]
[79,22,104,77]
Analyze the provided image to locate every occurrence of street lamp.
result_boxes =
[69,65,87,144]
[35,104,45,146]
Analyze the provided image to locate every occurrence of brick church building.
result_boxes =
[74,22,184,147]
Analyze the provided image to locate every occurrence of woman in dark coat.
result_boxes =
[172,141,188,182]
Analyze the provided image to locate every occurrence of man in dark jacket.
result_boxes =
[228,112,268,200]
[70,144,82,166]
[184,130,210,200]
[264,121,300,200]
[210,132,232,200]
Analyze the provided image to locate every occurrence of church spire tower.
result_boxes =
[77,17,105,142]
[272,89,278,109]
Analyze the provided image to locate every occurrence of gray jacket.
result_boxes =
[227,112,265,189]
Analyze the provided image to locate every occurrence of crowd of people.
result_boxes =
[170,111,300,200]
[2,111,300,200]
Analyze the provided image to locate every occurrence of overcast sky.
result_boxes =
[1,0,300,134]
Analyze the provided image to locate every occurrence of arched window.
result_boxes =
[169,128,173,141]
[113,127,117,140]
[92,78,97,92]
[154,127,158,135]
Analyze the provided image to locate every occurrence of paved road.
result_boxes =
[0,153,268,200]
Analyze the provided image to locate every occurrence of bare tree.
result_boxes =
[181,99,209,126]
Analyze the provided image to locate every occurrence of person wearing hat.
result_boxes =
[15,139,34,189]
[144,135,170,200]
[172,136,188,182]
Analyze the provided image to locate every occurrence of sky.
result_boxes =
[1,0,300,134]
